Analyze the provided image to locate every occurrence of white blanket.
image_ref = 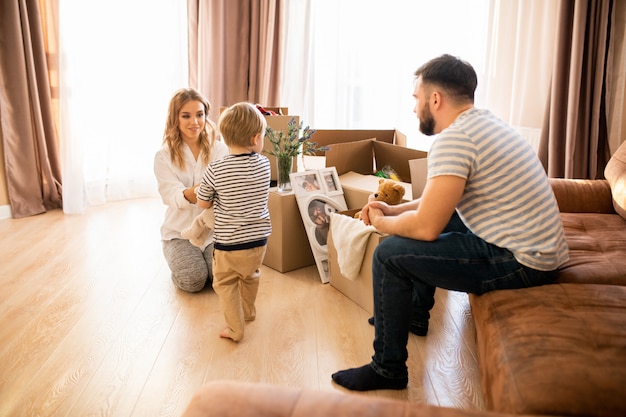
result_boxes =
[329,213,377,280]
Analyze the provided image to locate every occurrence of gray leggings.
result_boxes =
[162,239,213,292]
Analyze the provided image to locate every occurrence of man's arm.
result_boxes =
[367,175,466,241]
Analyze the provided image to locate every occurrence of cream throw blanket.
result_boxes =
[329,212,377,280]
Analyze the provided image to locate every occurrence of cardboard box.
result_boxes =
[327,209,388,315]
[326,139,428,313]
[263,188,315,272]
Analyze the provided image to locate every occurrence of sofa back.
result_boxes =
[605,140,626,219]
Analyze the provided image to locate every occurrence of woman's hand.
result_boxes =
[183,184,199,204]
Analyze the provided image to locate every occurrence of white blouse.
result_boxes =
[154,140,229,249]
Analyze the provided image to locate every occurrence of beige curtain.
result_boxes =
[0,0,62,218]
[538,0,614,179]
[188,0,282,115]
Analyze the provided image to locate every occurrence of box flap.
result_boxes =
[394,130,407,147]
[409,158,428,198]
[373,142,427,182]
[313,130,396,148]
[325,138,376,176]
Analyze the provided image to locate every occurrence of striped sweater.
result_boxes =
[196,153,271,250]
[428,108,569,271]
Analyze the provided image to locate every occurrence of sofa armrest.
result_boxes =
[549,178,615,213]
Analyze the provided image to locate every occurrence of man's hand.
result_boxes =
[361,175,466,241]
[360,201,392,226]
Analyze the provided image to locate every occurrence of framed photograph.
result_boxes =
[319,167,342,196]
[291,169,347,283]
[303,196,339,250]
[297,193,346,283]
[290,171,323,197]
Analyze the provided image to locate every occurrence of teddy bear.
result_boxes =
[354,178,406,219]
[181,208,215,248]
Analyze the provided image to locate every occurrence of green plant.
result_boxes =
[265,117,329,158]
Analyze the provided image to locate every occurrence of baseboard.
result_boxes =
[0,204,13,220]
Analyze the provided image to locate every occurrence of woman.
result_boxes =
[154,88,229,292]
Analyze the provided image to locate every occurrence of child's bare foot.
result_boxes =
[219,327,240,342]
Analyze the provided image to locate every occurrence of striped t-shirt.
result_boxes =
[197,153,271,250]
[428,108,569,271]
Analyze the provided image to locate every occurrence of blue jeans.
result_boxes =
[369,212,557,379]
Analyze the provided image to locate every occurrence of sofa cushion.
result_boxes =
[604,141,626,219]
[470,284,626,417]
[557,212,626,285]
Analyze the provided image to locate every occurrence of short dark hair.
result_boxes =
[414,54,477,102]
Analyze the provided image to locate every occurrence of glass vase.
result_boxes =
[276,156,293,192]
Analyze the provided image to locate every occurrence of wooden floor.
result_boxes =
[0,197,484,417]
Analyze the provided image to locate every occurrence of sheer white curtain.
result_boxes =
[482,0,558,151]
[59,1,188,214]
[281,0,558,151]
[281,0,489,150]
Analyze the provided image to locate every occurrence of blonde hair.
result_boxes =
[218,102,266,148]
[162,88,217,168]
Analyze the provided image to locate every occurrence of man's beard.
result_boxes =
[418,103,435,136]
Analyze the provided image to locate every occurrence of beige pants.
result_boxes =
[212,245,266,341]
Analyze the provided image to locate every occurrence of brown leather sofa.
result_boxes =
[180,142,626,417]
[470,140,626,417]
[180,380,544,417]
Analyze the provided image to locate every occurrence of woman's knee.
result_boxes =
[173,271,209,292]
[163,240,210,292]
[171,266,209,292]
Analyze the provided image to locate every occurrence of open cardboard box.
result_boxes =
[327,141,428,314]
[327,209,387,315]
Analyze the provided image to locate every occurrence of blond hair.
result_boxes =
[162,88,217,168]
[218,102,266,148]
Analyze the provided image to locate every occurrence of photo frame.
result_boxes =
[290,169,347,283]
[291,171,323,197]
[319,167,342,196]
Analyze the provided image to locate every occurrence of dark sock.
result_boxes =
[367,316,428,336]
[331,364,407,391]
